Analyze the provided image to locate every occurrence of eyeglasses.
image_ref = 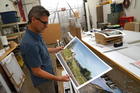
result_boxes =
[36,18,48,25]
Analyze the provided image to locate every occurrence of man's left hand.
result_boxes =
[48,46,64,53]
[55,46,64,53]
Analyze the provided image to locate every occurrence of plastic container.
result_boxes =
[0,11,19,24]
[119,16,134,27]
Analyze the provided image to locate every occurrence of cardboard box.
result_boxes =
[124,22,140,32]
[69,25,81,40]
[42,24,61,44]
[95,32,123,45]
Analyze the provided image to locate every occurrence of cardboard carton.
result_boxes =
[69,25,81,40]
[42,24,61,44]
[95,30,123,45]
[124,22,140,32]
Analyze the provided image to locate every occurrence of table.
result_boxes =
[82,30,140,92]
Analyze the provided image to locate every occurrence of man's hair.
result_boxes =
[28,5,50,23]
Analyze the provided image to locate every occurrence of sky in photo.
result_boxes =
[69,38,111,78]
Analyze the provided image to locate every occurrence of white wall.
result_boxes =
[125,0,140,22]
[87,0,98,28]
[0,0,16,12]
[22,0,40,21]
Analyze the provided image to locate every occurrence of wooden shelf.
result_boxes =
[0,41,18,61]
[96,0,112,7]
[1,22,27,28]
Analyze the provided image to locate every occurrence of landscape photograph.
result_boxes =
[56,37,112,89]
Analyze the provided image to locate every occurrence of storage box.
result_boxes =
[68,18,82,40]
[0,11,19,24]
[69,25,81,40]
[42,24,61,44]
[95,30,123,45]
[119,16,134,27]
[124,22,140,32]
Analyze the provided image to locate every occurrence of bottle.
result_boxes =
[0,36,9,50]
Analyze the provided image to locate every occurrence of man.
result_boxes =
[20,5,69,93]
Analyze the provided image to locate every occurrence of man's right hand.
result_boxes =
[58,75,70,82]
[31,67,70,82]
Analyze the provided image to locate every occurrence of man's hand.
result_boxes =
[55,46,64,52]
[48,46,64,53]
[57,75,70,82]
[31,67,70,82]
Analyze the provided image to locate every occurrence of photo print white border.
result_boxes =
[56,37,112,89]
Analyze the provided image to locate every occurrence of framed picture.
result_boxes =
[1,52,25,92]
[0,74,12,93]
[56,37,112,89]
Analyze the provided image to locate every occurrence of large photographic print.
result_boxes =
[56,37,112,89]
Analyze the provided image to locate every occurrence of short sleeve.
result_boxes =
[24,44,42,68]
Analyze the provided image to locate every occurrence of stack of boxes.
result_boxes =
[124,22,140,32]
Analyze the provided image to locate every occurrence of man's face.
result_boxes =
[32,16,49,33]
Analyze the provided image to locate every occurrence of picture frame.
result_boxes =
[0,74,12,93]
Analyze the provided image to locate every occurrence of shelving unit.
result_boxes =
[1,22,27,28]
[0,22,27,43]
[0,41,25,93]
[0,41,18,61]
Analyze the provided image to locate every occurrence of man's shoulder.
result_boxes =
[20,32,38,49]
[21,31,36,43]
[20,39,39,55]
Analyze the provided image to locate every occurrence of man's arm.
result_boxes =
[48,46,64,53]
[31,67,69,82]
